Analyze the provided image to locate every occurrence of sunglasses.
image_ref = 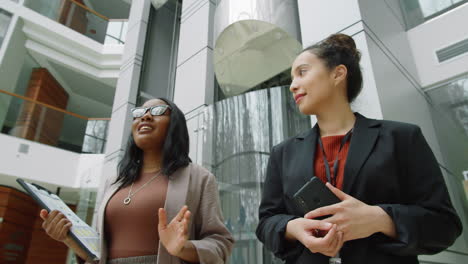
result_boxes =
[131,105,171,118]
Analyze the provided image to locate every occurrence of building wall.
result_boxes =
[171,0,216,162]
[96,0,152,220]
[358,1,468,259]
[0,133,103,189]
[0,133,78,187]
[407,3,468,87]
[173,0,215,113]
[358,0,421,81]
[357,0,441,158]
[365,31,468,262]
[297,0,361,47]
[297,0,383,120]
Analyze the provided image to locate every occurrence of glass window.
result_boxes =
[120,21,128,42]
[26,0,62,21]
[25,0,129,45]
[419,0,454,17]
[82,120,109,153]
[198,86,310,263]
[0,9,13,49]
[104,35,122,45]
[424,75,468,254]
[106,21,122,39]
[104,20,128,44]
[426,74,468,136]
[400,0,468,29]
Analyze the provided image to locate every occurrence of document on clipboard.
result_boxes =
[16,178,100,261]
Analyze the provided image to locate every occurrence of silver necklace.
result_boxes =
[123,171,161,205]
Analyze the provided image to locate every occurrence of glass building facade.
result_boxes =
[400,0,468,29]
[1,0,468,263]
[189,86,310,263]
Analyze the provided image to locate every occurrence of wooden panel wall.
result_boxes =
[12,68,69,146]
[58,0,87,35]
[24,204,77,264]
[0,186,77,264]
[0,186,38,263]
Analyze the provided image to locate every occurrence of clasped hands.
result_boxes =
[286,182,390,257]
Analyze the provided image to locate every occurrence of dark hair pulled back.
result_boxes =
[304,33,363,103]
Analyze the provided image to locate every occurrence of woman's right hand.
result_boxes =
[39,209,72,243]
[39,210,92,262]
[285,218,344,257]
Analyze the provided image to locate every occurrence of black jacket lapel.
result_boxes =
[289,124,319,194]
[343,113,381,194]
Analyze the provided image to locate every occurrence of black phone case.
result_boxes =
[292,176,341,217]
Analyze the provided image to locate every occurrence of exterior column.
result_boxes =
[95,0,152,220]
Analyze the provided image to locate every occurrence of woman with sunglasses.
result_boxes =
[256,34,462,263]
[40,98,234,264]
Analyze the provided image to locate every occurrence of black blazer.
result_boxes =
[256,113,462,264]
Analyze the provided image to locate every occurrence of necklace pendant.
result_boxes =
[123,197,131,205]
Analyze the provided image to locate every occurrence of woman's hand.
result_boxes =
[304,183,396,241]
[285,218,344,257]
[39,209,72,243]
[39,209,94,262]
[158,205,191,257]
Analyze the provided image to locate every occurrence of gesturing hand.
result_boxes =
[304,183,388,242]
[158,205,191,257]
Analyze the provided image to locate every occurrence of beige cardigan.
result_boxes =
[85,163,234,264]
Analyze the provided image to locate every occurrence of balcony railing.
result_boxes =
[0,89,110,154]
[25,0,128,45]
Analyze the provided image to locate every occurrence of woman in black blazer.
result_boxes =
[255,33,462,264]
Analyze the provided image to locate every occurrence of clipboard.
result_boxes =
[16,178,100,261]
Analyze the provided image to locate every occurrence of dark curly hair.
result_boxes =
[114,97,191,187]
[303,33,363,103]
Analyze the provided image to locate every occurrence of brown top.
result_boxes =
[104,171,168,259]
[314,134,351,190]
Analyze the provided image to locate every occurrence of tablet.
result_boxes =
[16,178,100,261]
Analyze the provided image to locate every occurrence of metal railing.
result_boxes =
[25,0,128,44]
[0,89,110,153]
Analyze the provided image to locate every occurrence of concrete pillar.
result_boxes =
[172,0,216,113]
[95,0,152,220]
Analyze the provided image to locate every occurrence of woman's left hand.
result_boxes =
[158,205,191,257]
[304,183,391,242]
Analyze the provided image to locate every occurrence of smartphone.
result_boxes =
[292,176,341,218]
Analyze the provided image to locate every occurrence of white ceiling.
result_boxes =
[49,60,115,109]
[28,53,115,118]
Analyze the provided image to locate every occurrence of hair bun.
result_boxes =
[325,33,361,61]
[302,33,363,103]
